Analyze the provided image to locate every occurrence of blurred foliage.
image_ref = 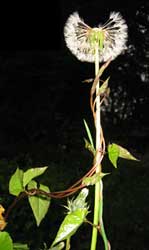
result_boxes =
[1,150,149,249]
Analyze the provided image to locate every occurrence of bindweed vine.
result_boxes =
[0,10,139,250]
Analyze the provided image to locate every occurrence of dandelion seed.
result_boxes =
[64,11,128,62]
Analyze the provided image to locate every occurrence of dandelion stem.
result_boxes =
[90,45,109,250]
[90,45,101,250]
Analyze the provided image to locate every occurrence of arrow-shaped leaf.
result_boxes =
[108,143,139,168]
[51,208,88,247]
[28,180,51,226]
[9,168,24,196]
[118,144,139,161]
[23,166,48,187]
[52,189,89,247]
[108,143,119,168]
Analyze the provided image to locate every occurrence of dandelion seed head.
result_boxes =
[64,11,128,63]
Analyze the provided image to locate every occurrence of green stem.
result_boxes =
[90,45,101,250]
[66,238,70,250]
[98,181,110,250]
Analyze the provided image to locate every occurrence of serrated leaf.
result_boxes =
[49,242,65,250]
[82,172,109,186]
[9,168,24,196]
[108,144,119,168]
[52,208,88,247]
[28,180,51,226]
[0,232,13,250]
[84,138,96,156]
[23,166,48,187]
[83,120,94,149]
[118,144,139,161]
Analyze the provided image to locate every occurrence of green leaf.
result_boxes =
[28,180,51,226]
[118,144,139,161]
[49,242,65,250]
[82,172,109,186]
[108,143,139,168]
[108,143,119,168]
[84,138,96,156]
[83,120,95,150]
[23,166,48,187]
[52,208,88,247]
[0,232,13,250]
[9,168,24,196]
[13,243,29,250]
[52,189,89,247]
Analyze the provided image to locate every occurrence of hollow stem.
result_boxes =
[90,45,101,250]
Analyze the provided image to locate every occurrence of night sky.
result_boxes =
[0,0,148,158]
[0,0,144,48]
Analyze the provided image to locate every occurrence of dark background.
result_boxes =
[0,0,149,249]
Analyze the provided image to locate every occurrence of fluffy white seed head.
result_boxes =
[64,11,128,63]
